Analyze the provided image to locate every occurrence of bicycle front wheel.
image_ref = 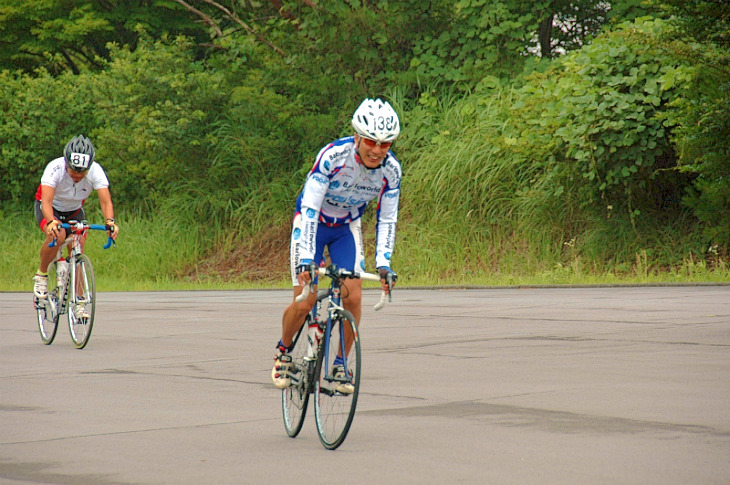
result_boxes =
[35,262,60,345]
[314,309,361,450]
[68,254,95,349]
[282,318,314,437]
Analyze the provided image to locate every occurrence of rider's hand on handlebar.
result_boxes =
[295,260,317,286]
[45,219,60,239]
[378,266,397,294]
[105,219,119,240]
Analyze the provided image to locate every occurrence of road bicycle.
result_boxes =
[282,264,395,450]
[34,221,114,349]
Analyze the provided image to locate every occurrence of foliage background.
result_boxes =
[1,0,728,289]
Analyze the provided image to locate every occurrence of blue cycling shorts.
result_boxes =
[290,213,364,286]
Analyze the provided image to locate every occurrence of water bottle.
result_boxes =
[309,322,324,344]
[305,320,323,360]
[56,260,69,288]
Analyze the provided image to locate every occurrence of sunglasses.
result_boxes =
[360,137,393,150]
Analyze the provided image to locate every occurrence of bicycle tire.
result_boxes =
[282,318,314,437]
[35,262,60,345]
[68,253,95,349]
[314,309,361,450]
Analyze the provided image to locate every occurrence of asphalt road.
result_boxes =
[1,286,729,485]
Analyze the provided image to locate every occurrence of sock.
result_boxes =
[276,340,290,354]
[333,355,344,367]
[36,269,48,277]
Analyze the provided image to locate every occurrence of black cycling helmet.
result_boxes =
[63,135,95,172]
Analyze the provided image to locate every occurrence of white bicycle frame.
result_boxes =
[52,225,89,313]
[47,221,111,316]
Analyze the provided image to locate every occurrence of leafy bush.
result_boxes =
[673,67,730,244]
[90,35,228,209]
[511,18,695,222]
[0,69,97,209]
[409,0,536,88]
[397,18,720,275]
[655,0,730,244]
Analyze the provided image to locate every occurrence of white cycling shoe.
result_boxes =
[272,352,292,389]
[74,303,89,320]
[333,365,354,394]
[33,274,48,299]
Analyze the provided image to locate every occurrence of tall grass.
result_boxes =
[2,204,727,292]
[2,87,729,291]
[1,210,209,292]
[397,89,564,280]
[391,87,730,285]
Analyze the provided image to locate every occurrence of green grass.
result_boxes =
[3,90,729,292]
[2,212,206,292]
[2,208,727,293]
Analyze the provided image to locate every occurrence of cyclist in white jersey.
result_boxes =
[272,98,401,390]
[32,135,119,299]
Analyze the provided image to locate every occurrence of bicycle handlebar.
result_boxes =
[295,266,391,311]
[359,271,390,311]
[48,222,115,249]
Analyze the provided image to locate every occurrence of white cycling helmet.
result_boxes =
[351,98,400,143]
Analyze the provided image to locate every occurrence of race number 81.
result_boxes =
[70,153,91,169]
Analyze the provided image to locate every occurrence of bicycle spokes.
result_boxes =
[35,293,59,345]
[282,321,314,438]
[68,254,95,349]
[35,263,61,345]
[314,310,361,450]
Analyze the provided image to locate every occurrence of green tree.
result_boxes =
[0,0,206,74]
[511,18,696,223]
[656,0,730,46]
[653,0,730,244]
[535,0,651,59]
[175,0,636,100]
[0,68,96,207]
[90,36,228,208]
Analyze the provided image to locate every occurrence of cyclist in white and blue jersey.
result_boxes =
[272,98,401,390]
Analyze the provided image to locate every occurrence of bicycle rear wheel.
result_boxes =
[35,262,60,345]
[314,309,361,450]
[282,318,315,437]
[68,254,95,349]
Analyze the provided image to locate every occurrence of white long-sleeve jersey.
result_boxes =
[295,136,401,269]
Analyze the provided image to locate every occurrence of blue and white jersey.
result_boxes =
[295,136,401,269]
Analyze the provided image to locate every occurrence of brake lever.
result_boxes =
[387,273,396,302]
[294,263,319,303]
